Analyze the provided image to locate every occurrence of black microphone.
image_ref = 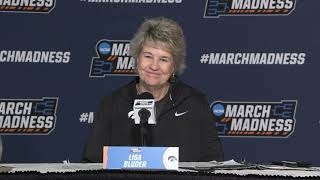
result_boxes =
[133,92,156,125]
[138,108,151,125]
[133,92,155,146]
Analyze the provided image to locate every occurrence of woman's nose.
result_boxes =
[149,59,159,70]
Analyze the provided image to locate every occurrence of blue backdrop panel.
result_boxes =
[0,0,319,165]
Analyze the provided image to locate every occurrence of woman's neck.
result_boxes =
[137,82,170,101]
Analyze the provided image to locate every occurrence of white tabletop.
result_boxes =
[1,160,320,178]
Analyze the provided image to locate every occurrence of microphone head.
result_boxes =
[136,92,154,99]
[133,92,156,125]
[138,108,151,124]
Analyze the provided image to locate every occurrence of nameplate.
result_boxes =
[103,146,179,170]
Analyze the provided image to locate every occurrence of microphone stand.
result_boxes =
[138,108,150,146]
[140,120,147,146]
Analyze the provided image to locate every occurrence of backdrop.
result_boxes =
[1,0,319,165]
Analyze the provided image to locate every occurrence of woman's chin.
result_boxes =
[143,80,164,88]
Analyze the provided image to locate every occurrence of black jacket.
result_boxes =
[83,79,223,162]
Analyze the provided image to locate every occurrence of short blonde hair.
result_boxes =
[130,17,186,75]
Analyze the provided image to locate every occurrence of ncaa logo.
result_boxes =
[212,103,224,116]
[98,42,111,55]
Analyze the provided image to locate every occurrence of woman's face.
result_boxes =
[137,44,175,88]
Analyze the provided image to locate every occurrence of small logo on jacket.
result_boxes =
[128,110,134,119]
[175,111,188,117]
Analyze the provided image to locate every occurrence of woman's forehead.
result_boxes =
[143,40,173,54]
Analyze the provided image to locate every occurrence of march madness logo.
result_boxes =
[0,97,58,135]
[211,100,297,137]
[89,39,136,77]
[204,0,296,18]
[0,0,55,13]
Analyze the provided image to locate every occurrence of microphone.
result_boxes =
[133,92,156,125]
[133,92,156,146]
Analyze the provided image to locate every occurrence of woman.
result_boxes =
[83,17,223,162]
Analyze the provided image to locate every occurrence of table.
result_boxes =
[1,163,320,180]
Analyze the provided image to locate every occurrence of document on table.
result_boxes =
[179,159,249,171]
[1,163,103,173]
